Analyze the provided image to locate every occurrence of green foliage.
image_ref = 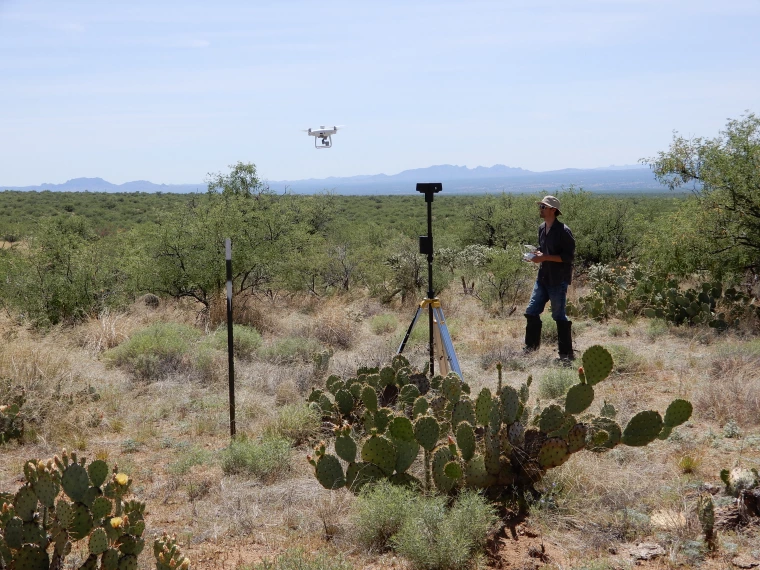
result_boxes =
[167,446,212,476]
[390,490,498,570]
[0,389,25,445]
[369,314,398,335]
[103,322,201,381]
[258,336,324,364]
[221,435,293,481]
[537,368,577,400]
[208,325,262,359]
[645,112,760,276]
[244,549,353,570]
[351,479,418,550]
[262,403,321,446]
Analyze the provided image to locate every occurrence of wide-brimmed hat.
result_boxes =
[537,195,562,215]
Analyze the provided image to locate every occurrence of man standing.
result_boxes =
[523,195,576,362]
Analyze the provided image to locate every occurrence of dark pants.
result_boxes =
[523,280,574,359]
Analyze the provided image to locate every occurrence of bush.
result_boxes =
[209,325,262,359]
[537,367,577,400]
[168,446,212,476]
[645,319,669,341]
[540,314,558,343]
[391,490,498,570]
[262,403,321,445]
[221,434,292,482]
[606,344,646,374]
[258,336,323,364]
[104,322,201,381]
[351,480,419,551]
[370,313,399,335]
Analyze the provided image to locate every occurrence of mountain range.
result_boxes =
[1,164,668,195]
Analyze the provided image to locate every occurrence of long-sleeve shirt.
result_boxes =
[537,220,575,285]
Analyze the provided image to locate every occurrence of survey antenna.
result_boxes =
[397,183,463,379]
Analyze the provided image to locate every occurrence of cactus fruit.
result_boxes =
[314,454,345,489]
[361,434,397,476]
[565,383,594,415]
[663,399,692,428]
[581,345,614,385]
[455,422,476,461]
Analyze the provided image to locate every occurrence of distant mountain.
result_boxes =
[2,177,205,193]
[2,163,666,195]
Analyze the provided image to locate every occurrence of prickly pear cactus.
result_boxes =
[0,389,25,445]
[0,449,166,570]
[154,532,191,570]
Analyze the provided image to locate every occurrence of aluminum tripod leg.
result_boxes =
[432,306,462,378]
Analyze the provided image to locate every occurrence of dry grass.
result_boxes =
[1,294,759,569]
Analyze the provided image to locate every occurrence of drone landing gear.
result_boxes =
[398,298,462,378]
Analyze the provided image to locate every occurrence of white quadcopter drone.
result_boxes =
[304,125,341,149]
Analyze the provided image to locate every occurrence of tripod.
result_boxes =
[397,183,463,380]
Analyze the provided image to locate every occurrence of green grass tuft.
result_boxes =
[221,435,293,482]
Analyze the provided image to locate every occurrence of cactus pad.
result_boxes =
[334,389,354,416]
[361,434,397,475]
[393,439,420,473]
[414,416,440,451]
[451,399,476,428]
[88,528,109,555]
[31,471,59,508]
[474,388,493,426]
[538,404,566,433]
[334,434,357,463]
[663,399,692,428]
[500,386,520,424]
[92,496,113,520]
[386,417,413,441]
[379,366,396,387]
[88,460,110,488]
[315,454,346,490]
[464,454,496,488]
[56,498,74,528]
[373,408,394,433]
[432,446,457,493]
[538,437,570,469]
[444,461,463,479]
[456,422,476,461]
[69,502,94,541]
[581,345,613,385]
[567,423,588,453]
[117,554,139,570]
[14,544,49,570]
[399,384,421,406]
[391,354,410,370]
[412,396,429,419]
[345,462,384,492]
[360,386,378,413]
[13,486,38,522]
[565,383,594,415]
[600,400,617,418]
[508,421,524,446]
[622,410,663,447]
[441,373,462,403]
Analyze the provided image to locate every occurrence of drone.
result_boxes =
[304,125,341,149]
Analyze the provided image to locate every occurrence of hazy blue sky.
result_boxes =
[1,0,758,186]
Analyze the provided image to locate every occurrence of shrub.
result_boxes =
[351,480,419,551]
[391,490,498,570]
[168,446,212,476]
[645,319,669,341]
[104,322,201,381]
[209,325,262,359]
[537,367,577,400]
[606,344,645,374]
[258,336,323,364]
[262,403,321,445]
[244,549,353,570]
[540,314,558,343]
[370,314,399,335]
[221,434,292,482]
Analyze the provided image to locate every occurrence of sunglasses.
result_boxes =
[539,204,551,210]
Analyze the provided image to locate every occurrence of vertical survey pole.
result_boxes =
[225,238,236,438]
[416,183,442,377]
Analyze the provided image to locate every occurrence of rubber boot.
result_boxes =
[556,320,574,364]
[523,315,542,353]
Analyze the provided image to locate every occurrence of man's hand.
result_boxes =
[531,252,562,263]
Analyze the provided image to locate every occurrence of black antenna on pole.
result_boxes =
[397,183,462,380]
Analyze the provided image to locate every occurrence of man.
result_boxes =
[523,195,576,362]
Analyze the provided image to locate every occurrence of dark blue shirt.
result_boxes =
[537,220,575,285]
